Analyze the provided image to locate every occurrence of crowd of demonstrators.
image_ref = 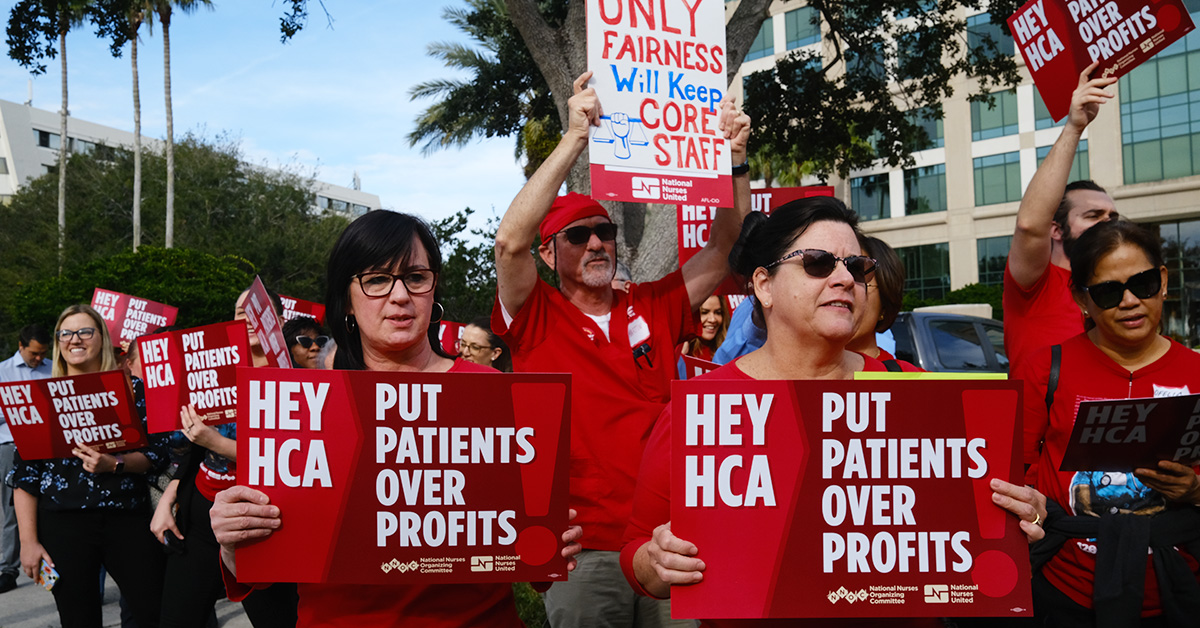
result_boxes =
[1003,63,1118,373]
[458,316,511,371]
[491,70,750,628]
[0,324,51,594]
[847,235,920,372]
[152,288,298,628]
[283,317,328,369]
[209,209,583,625]
[8,305,168,627]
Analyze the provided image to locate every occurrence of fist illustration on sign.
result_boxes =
[611,112,632,159]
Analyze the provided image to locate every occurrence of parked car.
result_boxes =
[878,311,1008,373]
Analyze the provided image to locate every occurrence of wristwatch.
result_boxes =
[732,160,750,176]
[113,454,125,474]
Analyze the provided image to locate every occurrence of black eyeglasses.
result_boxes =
[559,223,618,245]
[57,328,96,343]
[295,335,329,350]
[764,249,877,285]
[1084,268,1161,310]
[354,270,437,297]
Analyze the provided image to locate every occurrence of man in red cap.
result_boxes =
[493,72,750,627]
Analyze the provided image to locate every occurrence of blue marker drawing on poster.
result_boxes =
[593,113,649,159]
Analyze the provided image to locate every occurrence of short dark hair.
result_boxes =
[282,317,323,349]
[19,324,50,346]
[1068,220,1164,290]
[729,196,862,325]
[1053,180,1109,233]
[325,211,452,370]
[468,316,511,372]
[858,235,905,333]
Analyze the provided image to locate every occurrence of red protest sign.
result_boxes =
[1008,0,1195,120]
[670,379,1030,619]
[91,288,179,345]
[438,321,466,356]
[679,187,835,294]
[279,295,327,326]
[243,277,291,369]
[1059,393,1200,471]
[681,355,718,380]
[0,371,147,459]
[235,368,572,585]
[587,0,733,205]
[138,321,252,433]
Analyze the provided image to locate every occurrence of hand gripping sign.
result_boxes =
[91,288,179,345]
[670,379,1030,619]
[235,368,571,584]
[587,0,732,206]
[0,371,147,459]
[1008,0,1195,120]
[138,320,252,432]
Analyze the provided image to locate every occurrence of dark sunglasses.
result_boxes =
[1084,268,1161,310]
[764,249,877,284]
[559,223,618,245]
[295,335,329,350]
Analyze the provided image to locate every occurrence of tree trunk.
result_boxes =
[57,27,68,275]
[131,17,142,252]
[503,0,771,283]
[162,8,175,248]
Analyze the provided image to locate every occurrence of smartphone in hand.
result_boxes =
[36,559,58,591]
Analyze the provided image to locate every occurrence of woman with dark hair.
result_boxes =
[10,304,168,627]
[681,296,728,362]
[282,316,327,369]
[993,219,1200,626]
[847,235,919,371]
[209,210,582,626]
[618,197,949,626]
[459,316,512,372]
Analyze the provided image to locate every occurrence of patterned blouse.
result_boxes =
[5,376,170,512]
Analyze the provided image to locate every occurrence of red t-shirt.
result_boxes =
[1017,333,1200,614]
[875,348,922,372]
[493,271,693,550]
[1003,262,1083,373]
[223,358,523,627]
[618,357,939,627]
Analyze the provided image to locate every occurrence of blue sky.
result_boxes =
[0,1,527,231]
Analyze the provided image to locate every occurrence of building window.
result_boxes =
[904,164,947,215]
[896,0,937,19]
[898,242,951,300]
[352,204,370,217]
[785,7,820,49]
[847,48,888,82]
[35,130,60,150]
[330,199,349,212]
[977,235,1012,286]
[1034,95,1067,130]
[1035,140,1090,182]
[967,13,1014,58]
[1119,9,1200,184]
[851,173,890,221]
[908,107,945,150]
[316,196,331,210]
[0,157,7,175]
[1156,218,1200,347]
[745,21,775,61]
[971,90,1019,141]
[973,151,1021,206]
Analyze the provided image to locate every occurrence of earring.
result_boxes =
[1082,309,1089,317]
[346,314,358,334]
[431,302,445,324]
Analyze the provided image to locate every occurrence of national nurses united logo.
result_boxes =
[826,586,868,604]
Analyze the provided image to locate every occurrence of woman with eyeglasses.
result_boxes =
[459,316,511,372]
[991,220,1200,626]
[282,317,328,369]
[847,235,920,372]
[619,198,943,627]
[208,210,582,626]
[152,287,298,628]
[9,304,168,627]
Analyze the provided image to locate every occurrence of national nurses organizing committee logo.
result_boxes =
[924,584,950,603]
[380,559,419,574]
[826,586,868,604]
[631,177,661,200]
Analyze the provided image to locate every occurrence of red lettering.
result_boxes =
[663,102,682,132]
[682,0,703,37]
[640,99,661,129]
[603,31,619,59]
[664,38,682,68]
[701,107,717,136]
[632,0,654,29]
[683,104,700,134]
[654,134,672,166]
[646,35,663,66]
[617,35,637,62]
[660,0,682,34]
[694,44,709,72]
[711,46,724,75]
[683,41,697,70]
[598,0,623,25]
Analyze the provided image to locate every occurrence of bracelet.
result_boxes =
[732,161,750,176]
[113,454,125,474]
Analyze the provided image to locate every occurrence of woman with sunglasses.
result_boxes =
[153,288,298,628]
[283,317,328,369]
[847,235,920,372]
[10,304,168,627]
[998,220,1200,626]
[619,198,944,627]
[208,210,582,626]
[459,316,511,372]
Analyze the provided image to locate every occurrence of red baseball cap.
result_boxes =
[539,193,611,244]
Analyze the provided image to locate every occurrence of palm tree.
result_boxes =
[128,4,146,250]
[154,0,212,248]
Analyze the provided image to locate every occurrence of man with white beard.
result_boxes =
[492,72,750,627]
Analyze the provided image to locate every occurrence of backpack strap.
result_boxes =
[1045,344,1061,411]
[883,359,902,372]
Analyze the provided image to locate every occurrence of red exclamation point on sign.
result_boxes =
[962,389,1019,598]
[511,382,567,567]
